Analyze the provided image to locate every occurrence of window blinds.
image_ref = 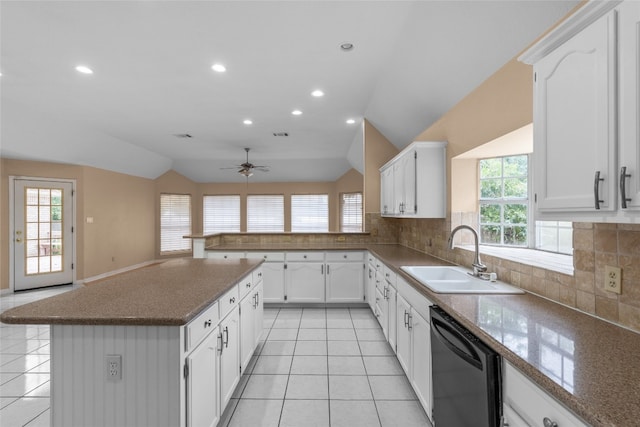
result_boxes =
[291,194,329,232]
[203,195,240,233]
[341,192,362,232]
[160,194,192,253]
[247,195,284,232]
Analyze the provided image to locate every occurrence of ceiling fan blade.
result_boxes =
[254,167,270,172]
[220,166,243,170]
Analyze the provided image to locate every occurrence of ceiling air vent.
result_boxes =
[273,132,289,137]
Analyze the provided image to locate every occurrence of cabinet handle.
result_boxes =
[246,282,252,288]
[620,166,632,209]
[218,333,224,354]
[230,297,236,304]
[594,170,605,209]
[383,287,388,299]
[407,314,412,331]
[224,326,229,348]
[327,265,330,274]
[204,319,212,328]
[543,418,558,427]
[321,264,324,275]
[343,254,347,259]
[404,311,409,328]
[256,292,260,306]
[303,255,307,259]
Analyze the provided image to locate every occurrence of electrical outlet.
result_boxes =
[106,355,122,381]
[336,236,346,242]
[604,265,622,294]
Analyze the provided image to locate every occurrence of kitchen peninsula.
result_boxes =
[0,258,264,427]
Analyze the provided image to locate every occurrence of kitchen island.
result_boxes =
[0,258,264,427]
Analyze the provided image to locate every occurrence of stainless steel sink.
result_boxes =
[400,266,524,294]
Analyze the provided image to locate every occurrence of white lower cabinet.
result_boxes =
[186,328,220,427]
[503,361,588,427]
[246,252,285,303]
[396,277,434,423]
[326,261,365,303]
[219,306,240,412]
[285,261,325,303]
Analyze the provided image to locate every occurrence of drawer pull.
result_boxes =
[303,255,307,259]
[204,319,212,328]
[343,255,347,259]
[543,418,558,427]
[230,297,236,304]
[246,282,251,288]
[258,272,262,277]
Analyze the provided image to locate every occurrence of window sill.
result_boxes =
[458,244,574,276]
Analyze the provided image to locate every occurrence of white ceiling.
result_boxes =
[0,1,579,183]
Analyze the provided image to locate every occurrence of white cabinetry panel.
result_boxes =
[187,329,219,427]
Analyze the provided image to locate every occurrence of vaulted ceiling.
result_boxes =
[0,1,579,182]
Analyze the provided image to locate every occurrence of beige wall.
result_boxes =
[1,159,155,290]
[363,120,399,215]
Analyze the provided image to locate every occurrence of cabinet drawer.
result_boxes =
[219,285,240,319]
[503,362,587,427]
[186,301,219,352]
[286,251,324,262]
[253,267,263,286]
[383,264,397,287]
[368,253,378,266]
[326,251,364,262]
[246,251,285,262]
[207,251,245,260]
[238,273,254,299]
[375,270,384,292]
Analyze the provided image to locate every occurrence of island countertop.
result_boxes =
[0,258,263,326]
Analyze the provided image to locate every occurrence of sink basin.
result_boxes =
[400,266,524,294]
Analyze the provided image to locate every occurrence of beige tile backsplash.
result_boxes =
[380,213,640,334]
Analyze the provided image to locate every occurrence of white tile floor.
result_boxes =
[0,287,432,427]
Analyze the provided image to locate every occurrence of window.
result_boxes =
[247,195,284,232]
[536,221,573,255]
[340,192,362,232]
[160,194,192,253]
[479,155,528,247]
[203,195,240,234]
[291,194,329,232]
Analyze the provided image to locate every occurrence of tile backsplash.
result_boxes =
[384,213,640,333]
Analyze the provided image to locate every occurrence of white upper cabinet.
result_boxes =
[380,141,447,218]
[619,0,640,212]
[520,0,640,222]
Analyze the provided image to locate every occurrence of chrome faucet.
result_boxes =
[447,225,488,278]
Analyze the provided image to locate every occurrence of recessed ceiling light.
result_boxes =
[75,65,93,74]
[291,110,303,116]
[243,119,253,125]
[346,119,356,124]
[211,63,226,73]
[311,90,324,97]
[340,42,354,51]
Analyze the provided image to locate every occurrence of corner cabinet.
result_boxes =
[380,141,447,218]
[520,0,640,222]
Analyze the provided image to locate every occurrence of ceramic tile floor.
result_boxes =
[0,287,432,427]
[220,307,432,427]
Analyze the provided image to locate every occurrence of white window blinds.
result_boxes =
[341,192,363,232]
[160,194,192,253]
[247,195,284,232]
[203,195,241,234]
[291,194,329,232]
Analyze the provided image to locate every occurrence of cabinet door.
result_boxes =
[186,329,219,427]
[534,10,617,213]
[285,262,325,303]
[262,262,285,303]
[219,307,240,411]
[400,150,417,215]
[239,292,255,373]
[619,1,640,211]
[393,161,404,214]
[254,282,264,343]
[396,296,411,375]
[387,285,397,351]
[411,310,432,423]
[326,262,364,303]
[367,265,376,310]
[380,166,395,215]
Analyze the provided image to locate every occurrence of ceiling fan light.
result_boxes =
[239,169,253,177]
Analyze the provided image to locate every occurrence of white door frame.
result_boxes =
[8,176,77,293]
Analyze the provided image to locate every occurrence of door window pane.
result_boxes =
[24,186,65,275]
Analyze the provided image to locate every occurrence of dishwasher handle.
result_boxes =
[432,316,483,370]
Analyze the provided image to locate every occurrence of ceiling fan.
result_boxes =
[221,147,270,177]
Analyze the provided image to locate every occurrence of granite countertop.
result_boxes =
[209,242,639,426]
[0,258,263,326]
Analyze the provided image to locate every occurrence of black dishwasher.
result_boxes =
[430,306,502,427]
